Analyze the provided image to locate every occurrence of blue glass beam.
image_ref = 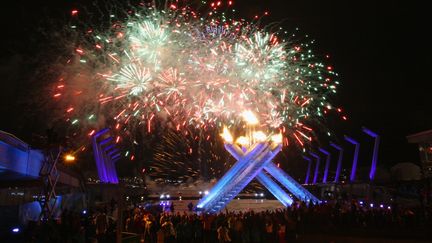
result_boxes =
[303,156,312,184]
[198,143,282,213]
[362,127,380,181]
[309,152,321,184]
[256,173,293,207]
[265,163,320,204]
[228,145,319,204]
[226,144,294,207]
[196,142,268,209]
[330,143,344,183]
[319,148,331,183]
[210,144,281,213]
[345,136,360,182]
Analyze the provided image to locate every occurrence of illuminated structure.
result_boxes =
[309,152,321,184]
[345,135,360,182]
[196,112,320,214]
[0,130,80,221]
[303,156,313,184]
[362,127,380,180]
[319,148,331,183]
[407,129,432,178]
[92,128,120,184]
[330,142,344,182]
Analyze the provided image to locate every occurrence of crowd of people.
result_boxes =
[14,199,432,243]
[122,200,431,243]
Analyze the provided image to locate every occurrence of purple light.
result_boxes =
[362,127,380,181]
[12,228,20,233]
[344,136,360,182]
[309,152,320,184]
[92,128,119,184]
[330,143,344,183]
[303,156,312,184]
[362,127,378,137]
[319,148,331,183]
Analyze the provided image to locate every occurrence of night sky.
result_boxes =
[0,0,430,174]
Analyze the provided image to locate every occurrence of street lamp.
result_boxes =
[64,154,76,163]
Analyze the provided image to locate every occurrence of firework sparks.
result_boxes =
[51,2,342,158]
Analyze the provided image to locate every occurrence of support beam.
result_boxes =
[256,173,293,207]
[309,152,320,184]
[330,143,344,183]
[345,136,360,182]
[362,127,380,181]
[303,156,312,184]
[92,129,119,184]
[319,148,331,183]
[227,145,318,204]
[265,163,320,203]
[196,143,268,210]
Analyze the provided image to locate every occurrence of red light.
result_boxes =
[327,66,333,71]
[342,116,347,120]
[71,10,78,16]
[66,107,74,113]
[228,1,233,5]
[170,4,177,9]
[76,48,84,55]
[131,155,135,161]
[88,130,95,136]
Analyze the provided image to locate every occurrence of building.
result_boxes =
[407,129,432,178]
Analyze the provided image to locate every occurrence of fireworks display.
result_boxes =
[152,128,229,183]
[49,1,343,180]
